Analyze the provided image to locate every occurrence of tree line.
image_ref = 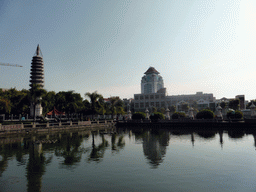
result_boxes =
[0,87,125,118]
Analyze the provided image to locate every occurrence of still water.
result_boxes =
[1,127,256,192]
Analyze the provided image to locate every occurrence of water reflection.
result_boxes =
[140,130,169,168]
[26,142,52,192]
[1,127,256,191]
[111,134,125,153]
[228,130,245,139]
[88,133,109,162]
[55,132,86,168]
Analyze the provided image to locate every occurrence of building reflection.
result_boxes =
[142,130,170,168]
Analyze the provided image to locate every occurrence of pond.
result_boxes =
[1,127,256,192]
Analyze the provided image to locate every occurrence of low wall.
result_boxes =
[0,120,115,134]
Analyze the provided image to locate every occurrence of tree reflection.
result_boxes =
[196,131,216,139]
[0,141,29,177]
[88,133,109,162]
[0,153,8,177]
[142,130,170,168]
[111,134,125,153]
[55,133,85,168]
[228,130,245,139]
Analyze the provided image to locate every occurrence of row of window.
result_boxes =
[134,101,166,108]
[135,94,165,100]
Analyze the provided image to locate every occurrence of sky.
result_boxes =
[0,0,256,101]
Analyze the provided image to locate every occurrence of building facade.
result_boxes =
[134,67,215,112]
[141,67,164,94]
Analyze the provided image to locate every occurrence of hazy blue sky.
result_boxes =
[1,0,256,100]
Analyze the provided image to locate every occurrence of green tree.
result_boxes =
[42,91,56,115]
[0,97,11,114]
[150,112,164,121]
[191,101,198,110]
[168,105,176,113]
[65,91,80,114]
[0,88,30,115]
[196,109,214,119]
[55,92,66,113]
[228,99,240,110]
[85,91,103,119]
[159,107,165,114]
[220,101,227,109]
[172,112,186,119]
[109,97,125,119]
[152,107,157,113]
[54,91,83,117]
[181,103,189,112]
[132,112,146,120]
[227,110,243,119]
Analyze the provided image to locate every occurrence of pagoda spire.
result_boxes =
[36,44,40,56]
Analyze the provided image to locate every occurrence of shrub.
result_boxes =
[196,109,214,119]
[227,110,243,119]
[132,112,146,120]
[150,112,164,120]
[172,112,186,119]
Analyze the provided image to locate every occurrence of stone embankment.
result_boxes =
[116,119,256,130]
[0,120,115,135]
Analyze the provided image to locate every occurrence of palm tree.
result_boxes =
[109,97,120,119]
[85,91,103,119]
[29,84,46,121]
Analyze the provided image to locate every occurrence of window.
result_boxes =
[150,95,154,100]
[145,95,149,100]
[140,96,144,100]
[144,84,152,94]
[151,102,154,106]
[145,102,149,107]
[156,102,160,107]
[161,102,165,107]
[161,95,165,99]
[135,103,139,108]
[155,95,159,99]
[140,103,144,108]
[135,96,139,100]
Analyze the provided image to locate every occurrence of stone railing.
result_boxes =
[0,120,115,133]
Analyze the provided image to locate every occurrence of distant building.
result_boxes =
[215,95,245,110]
[235,95,245,110]
[133,67,215,112]
[141,67,164,94]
